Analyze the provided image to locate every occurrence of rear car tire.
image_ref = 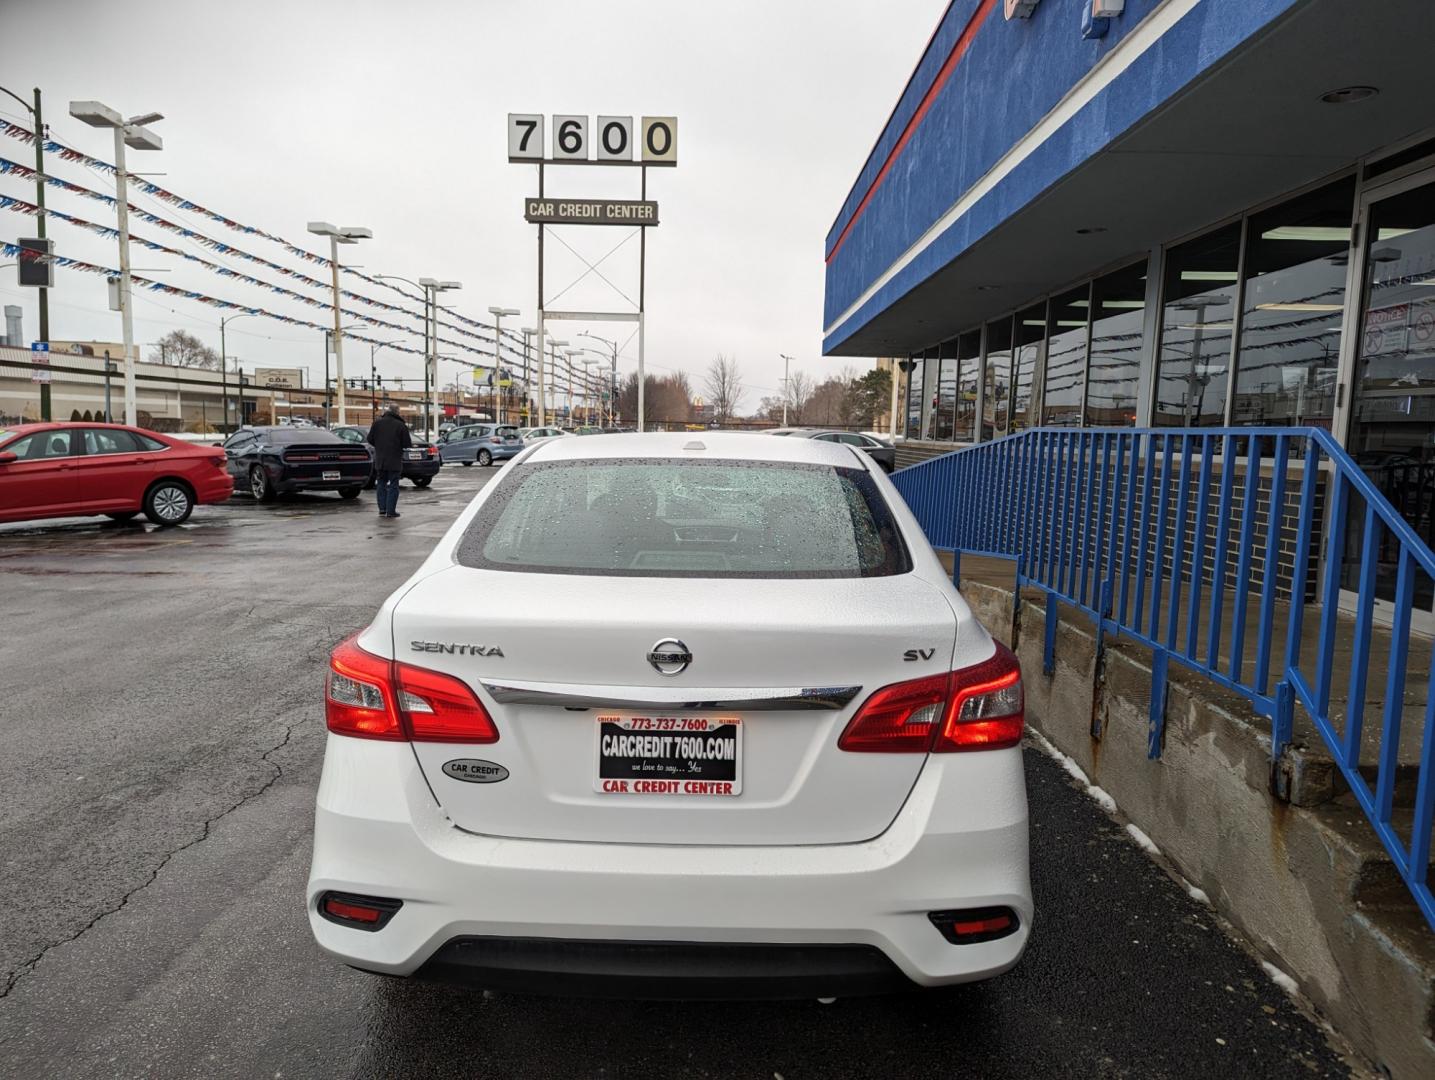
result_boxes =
[104,511,139,522]
[478,449,493,467]
[143,480,195,526]
[412,477,432,488]
[460,461,472,467]
[249,466,276,502]
[339,487,362,500]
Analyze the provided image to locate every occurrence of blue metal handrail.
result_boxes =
[893,427,1435,929]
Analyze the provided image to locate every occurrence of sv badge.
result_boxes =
[903,648,936,662]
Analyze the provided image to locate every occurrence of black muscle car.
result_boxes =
[220,426,373,501]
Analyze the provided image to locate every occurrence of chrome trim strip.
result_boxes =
[478,680,863,712]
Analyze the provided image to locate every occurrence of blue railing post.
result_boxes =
[888,424,1435,928]
[1148,647,1169,760]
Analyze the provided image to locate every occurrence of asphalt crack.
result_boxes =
[0,720,301,1002]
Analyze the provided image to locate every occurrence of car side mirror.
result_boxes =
[0,451,16,464]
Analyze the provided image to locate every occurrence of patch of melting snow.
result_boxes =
[1028,730,1116,811]
[1029,729,1220,914]
[1125,822,1160,855]
[1088,786,1118,813]
[1260,960,1300,997]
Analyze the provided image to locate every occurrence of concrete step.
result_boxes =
[1316,796,1435,916]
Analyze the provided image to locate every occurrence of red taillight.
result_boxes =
[833,673,947,752]
[325,635,499,744]
[210,455,227,469]
[326,636,404,740]
[396,662,498,743]
[838,642,1023,754]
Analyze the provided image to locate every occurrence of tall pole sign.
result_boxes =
[509,113,676,430]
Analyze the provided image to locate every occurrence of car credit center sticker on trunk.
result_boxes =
[595,715,742,796]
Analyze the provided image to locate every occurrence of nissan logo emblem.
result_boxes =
[648,638,692,676]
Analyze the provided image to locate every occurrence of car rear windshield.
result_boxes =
[456,458,910,578]
[266,429,343,445]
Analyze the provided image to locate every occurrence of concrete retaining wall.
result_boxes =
[961,578,1435,1079]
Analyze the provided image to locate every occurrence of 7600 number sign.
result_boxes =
[508,114,677,166]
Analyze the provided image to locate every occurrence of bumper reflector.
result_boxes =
[318,891,403,931]
[927,906,1019,945]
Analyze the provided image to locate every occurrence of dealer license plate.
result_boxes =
[595,715,742,796]
[322,469,340,480]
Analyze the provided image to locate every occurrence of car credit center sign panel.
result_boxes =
[523,199,659,226]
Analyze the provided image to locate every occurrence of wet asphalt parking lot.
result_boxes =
[0,463,1357,1078]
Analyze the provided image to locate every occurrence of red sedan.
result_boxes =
[0,422,233,527]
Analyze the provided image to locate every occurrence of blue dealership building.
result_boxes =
[825,0,1435,497]
[821,7,1435,1068]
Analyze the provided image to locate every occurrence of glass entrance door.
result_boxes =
[1344,172,1435,614]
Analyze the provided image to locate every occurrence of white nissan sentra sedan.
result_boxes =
[308,431,1031,997]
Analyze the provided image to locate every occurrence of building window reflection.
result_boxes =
[1232,178,1355,431]
[1084,263,1146,426]
[904,353,922,436]
[1042,286,1090,426]
[1156,223,1241,426]
[919,345,939,439]
[983,317,1013,439]
[955,330,980,441]
[1012,303,1045,431]
[933,338,958,440]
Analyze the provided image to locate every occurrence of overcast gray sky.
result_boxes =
[1,0,936,405]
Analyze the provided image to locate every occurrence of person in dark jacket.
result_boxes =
[366,404,412,519]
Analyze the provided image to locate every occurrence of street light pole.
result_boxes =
[779,353,794,426]
[547,338,569,425]
[219,312,255,434]
[374,273,458,438]
[307,222,371,426]
[579,331,621,427]
[564,349,583,423]
[70,100,164,427]
[2,85,50,419]
[520,328,535,425]
[488,307,519,425]
[102,350,114,421]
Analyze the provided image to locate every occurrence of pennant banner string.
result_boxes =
[0,193,528,364]
[0,156,527,359]
[1,242,574,392]
[0,119,526,347]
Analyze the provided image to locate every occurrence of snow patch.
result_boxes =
[1028,730,1091,785]
[1087,786,1117,813]
[1186,884,1211,906]
[1261,961,1300,997]
[1125,823,1160,855]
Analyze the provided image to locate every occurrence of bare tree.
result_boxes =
[704,354,745,424]
[149,329,219,369]
[804,378,849,426]
[785,370,816,425]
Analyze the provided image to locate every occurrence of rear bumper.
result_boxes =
[402,458,442,480]
[193,472,235,505]
[417,937,915,1000]
[307,736,1032,992]
[274,470,369,491]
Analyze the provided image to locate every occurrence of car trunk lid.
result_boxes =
[391,566,958,846]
